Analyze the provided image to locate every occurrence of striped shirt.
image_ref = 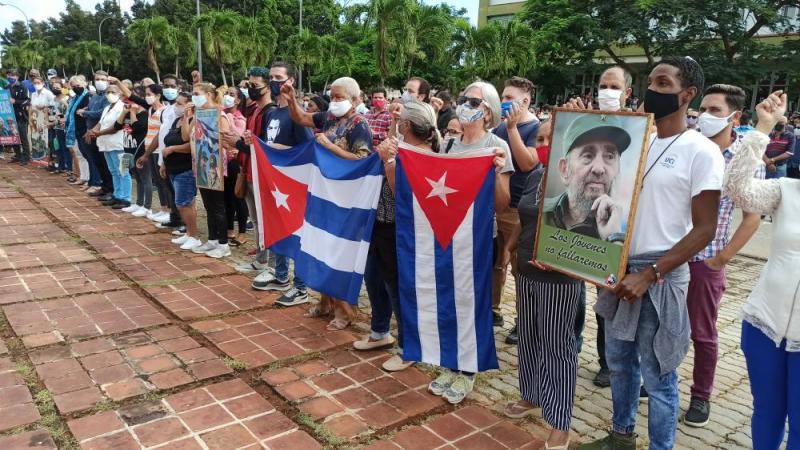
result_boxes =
[145,106,164,147]
[365,109,393,147]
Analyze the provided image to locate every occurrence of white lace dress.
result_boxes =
[724,131,800,351]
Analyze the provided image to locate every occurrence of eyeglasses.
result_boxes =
[246,82,266,90]
[446,128,462,135]
[687,115,698,119]
[457,96,483,108]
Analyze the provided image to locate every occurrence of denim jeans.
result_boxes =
[364,222,402,349]
[766,164,787,179]
[606,294,679,450]
[77,138,101,187]
[53,129,70,171]
[275,254,305,290]
[103,150,131,202]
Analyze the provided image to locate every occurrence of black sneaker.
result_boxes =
[98,194,114,202]
[639,385,648,402]
[275,288,309,307]
[492,311,504,327]
[112,201,131,209]
[683,397,710,427]
[101,198,118,206]
[156,220,183,229]
[577,430,637,450]
[593,368,611,388]
[505,325,518,345]
[246,220,254,231]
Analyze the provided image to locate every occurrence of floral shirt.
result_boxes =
[312,112,373,158]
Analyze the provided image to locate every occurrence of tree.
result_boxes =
[236,15,278,78]
[127,16,175,83]
[369,0,412,84]
[46,46,75,77]
[193,10,242,86]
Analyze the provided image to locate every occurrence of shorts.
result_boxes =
[170,170,196,207]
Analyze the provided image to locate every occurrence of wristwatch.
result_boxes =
[651,263,663,283]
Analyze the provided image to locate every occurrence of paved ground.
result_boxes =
[0,163,770,449]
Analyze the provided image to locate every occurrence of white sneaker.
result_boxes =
[172,234,189,245]
[235,260,269,273]
[147,210,161,222]
[122,204,139,213]
[205,244,231,258]
[132,207,150,218]
[156,211,171,223]
[192,240,219,254]
[180,236,203,251]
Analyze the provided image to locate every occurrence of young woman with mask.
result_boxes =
[184,83,231,258]
[116,95,148,212]
[222,85,248,246]
[90,84,131,208]
[65,75,92,188]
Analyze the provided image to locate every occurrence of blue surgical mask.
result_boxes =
[401,92,415,104]
[6,76,17,84]
[456,104,484,124]
[192,95,208,108]
[241,89,250,99]
[163,88,178,101]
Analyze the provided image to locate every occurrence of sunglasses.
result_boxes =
[246,82,266,90]
[457,96,483,108]
[446,128,462,135]
[687,115,698,119]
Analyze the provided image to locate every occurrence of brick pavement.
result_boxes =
[0,163,766,450]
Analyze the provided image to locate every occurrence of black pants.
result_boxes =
[199,188,227,244]
[596,314,608,370]
[88,140,113,193]
[13,121,30,160]
[224,160,248,234]
[788,165,800,179]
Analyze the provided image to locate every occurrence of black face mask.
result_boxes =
[774,124,785,132]
[72,86,84,95]
[644,89,682,121]
[248,87,265,101]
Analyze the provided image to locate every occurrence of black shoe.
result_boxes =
[246,220,254,231]
[88,190,105,197]
[577,430,637,450]
[97,194,114,201]
[683,397,710,427]
[492,311,503,327]
[593,368,611,388]
[639,385,648,402]
[101,198,119,206]
[504,325,518,345]
[157,220,183,229]
[112,201,131,209]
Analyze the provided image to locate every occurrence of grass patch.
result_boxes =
[14,360,37,386]
[141,391,166,403]
[0,312,9,333]
[94,399,116,412]
[295,412,349,449]
[224,357,247,372]
[34,389,79,450]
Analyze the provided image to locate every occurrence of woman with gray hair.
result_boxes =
[284,76,374,330]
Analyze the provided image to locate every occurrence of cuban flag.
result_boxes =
[250,138,383,304]
[395,143,498,373]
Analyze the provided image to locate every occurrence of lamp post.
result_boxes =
[196,0,202,80]
[0,2,31,39]
[98,16,112,71]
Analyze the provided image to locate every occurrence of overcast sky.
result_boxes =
[0,0,478,41]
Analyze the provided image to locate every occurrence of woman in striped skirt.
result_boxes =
[502,164,584,450]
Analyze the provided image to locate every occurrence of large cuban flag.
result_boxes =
[250,138,383,304]
[395,143,499,373]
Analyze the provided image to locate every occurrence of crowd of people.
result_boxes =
[1,55,798,450]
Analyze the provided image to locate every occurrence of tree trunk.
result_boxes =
[175,59,180,78]
[156,71,161,84]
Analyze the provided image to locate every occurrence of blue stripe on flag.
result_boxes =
[472,170,499,371]
[304,194,376,243]
[258,139,384,179]
[434,240,458,369]
[394,158,422,362]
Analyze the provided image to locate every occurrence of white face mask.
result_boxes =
[106,93,120,104]
[145,95,157,105]
[597,89,623,111]
[328,99,352,118]
[68,89,76,98]
[698,112,736,138]
[401,92,415,104]
[355,103,369,115]
[95,80,108,92]
[33,83,44,91]
[222,95,236,109]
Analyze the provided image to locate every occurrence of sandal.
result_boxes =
[327,318,351,331]
[235,234,249,246]
[503,401,538,419]
[544,439,570,450]
[228,237,241,247]
[304,303,332,318]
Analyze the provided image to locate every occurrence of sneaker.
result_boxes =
[246,220,254,231]
[132,207,150,217]
[180,236,203,251]
[157,220,182,229]
[493,311,504,327]
[577,431,637,450]
[353,334,395,351]
[192,240,219,254]
[111,201,131,209]
[205,244,231,259]
[382,355,414,372]
[147,210,161,221]
[172,226,187,236]
[276,288,309,307]
[683,397,710,428]
[442,373,475,405]
[639,385,648,402]
[122,204,140,213]
[593,368,611,388]
[505,325,518,345]
[156,211,171,222]
[251,270,290,291]
[236,260,269,273]
[428,370,458,396]
[171,234,189,245]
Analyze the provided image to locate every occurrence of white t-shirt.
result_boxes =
[96,102,124,152]
[157,104,177,165]
[629,129,724,255]
[30,89,55,109]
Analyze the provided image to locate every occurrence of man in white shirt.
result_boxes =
[581,57,724,450]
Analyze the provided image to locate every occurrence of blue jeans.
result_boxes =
[364,223,402,349]
[77,138,101,187]
[742,320,800,450]
[170,170,197,207]
[53,129,70,171]
[766,164,787,179]
[103,150,131,201]
[606,295,679,450]
[275,254,305,290]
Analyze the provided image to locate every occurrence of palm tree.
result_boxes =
[237,16,277,78]
[171,27,197,78]
[46,46,74,77]
[193,10,241,86]
[127,16,176,83]
[315,34,354,91]
[73,41,102,74]
[18,39,49,74]
[96,45,121,73]
[369,0,412,84]
[394,3,452,78]
[473,20,536,82]
[286,29,320,91]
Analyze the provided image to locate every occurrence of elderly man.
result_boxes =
[543,113,629,242]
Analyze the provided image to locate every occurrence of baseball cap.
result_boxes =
[47,68,58,79]
[562,113,631,156]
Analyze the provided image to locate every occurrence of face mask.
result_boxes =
[535,144,551,165]
[248,87,264,101]
[173,105,185,117]
[686,116,698,126]
[192,95,208,108]
[269,80,285,99]
[72,86,84,96]
[697,112,734,138]
[540,113,550,120]
[106,93,120,104]
[222,95,236,109]
[33,83,44,91]
[95,80,108,92]
[241,89,250,99]
[356,103,369,115]
[302,101,309,110]
[372,99,386,109]
[6,77,17,84]
[163,88,178,101]
[328,99,352,117]
[597,89,623,111]
[145,95,157,105]
[644,88,681,121]
[401,92,415,104]
[456,104,484,124]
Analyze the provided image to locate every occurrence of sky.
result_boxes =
[0,0,478,41]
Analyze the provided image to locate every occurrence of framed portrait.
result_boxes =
[28,108,49,160]
[0,91,21,146]
[533,108,653,287]
[191,108,224,191]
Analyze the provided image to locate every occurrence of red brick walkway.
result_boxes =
[0,164,543,449]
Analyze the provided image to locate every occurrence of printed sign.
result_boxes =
[191,108,224,191]
[28,108,49,160]
[0,91,21,146]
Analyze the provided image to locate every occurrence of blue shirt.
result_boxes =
[22,79,34,93]
[263,106,313,147]
[493,119,540,208]
[84,93,109,128]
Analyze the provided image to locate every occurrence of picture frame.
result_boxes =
[191,108,224,191]
[0,91,21,146]
[533,108,654,287]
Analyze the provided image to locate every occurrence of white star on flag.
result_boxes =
[425,172,458,206]
[271,185,290,211]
